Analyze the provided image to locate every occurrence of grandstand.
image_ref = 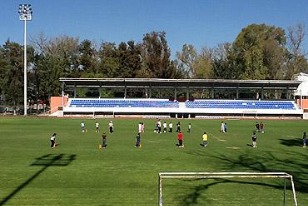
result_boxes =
[62,98,302,118]
[55,78,304,118]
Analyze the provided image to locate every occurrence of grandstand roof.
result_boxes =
[59,78,301,89]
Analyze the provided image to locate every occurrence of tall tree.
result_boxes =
[0,40,34,110]
[286,24,308,79]
[97,42,119,78]
[192,47,214,79]
[78,39,98,76]
[232,24,287,80]
[176,44,197,78]
[118,41,142,78]
[141,31,179,78]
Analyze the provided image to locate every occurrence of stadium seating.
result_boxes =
[63,98,302,116]
[69,99,179,108]
[185,100,296,110]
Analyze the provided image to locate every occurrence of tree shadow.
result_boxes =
[178,178,289,206]
[180,149,308,205]
[279,138,302,147]
[0,154,76,206]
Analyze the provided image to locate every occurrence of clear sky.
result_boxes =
[1,0,308,58]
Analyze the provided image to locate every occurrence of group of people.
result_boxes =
[153,119,193,134]
[82,120,114,134]
[220,121,228,133]
[255,122,265,133]
[49,119,306,150]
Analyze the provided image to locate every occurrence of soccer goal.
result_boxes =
[158,172,297,206]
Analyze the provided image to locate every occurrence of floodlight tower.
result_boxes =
[18,4,32,116]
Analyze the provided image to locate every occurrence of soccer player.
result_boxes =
[135,133,141,148]
[168,122,173,133]
[81,121,86,133]
[220,121,225,133]
[157,119,162,133]
[252,131,257,148]
[303,132,307,148]
[109,121,114,133]
[177,131,184,148]
[260,122,264,133]
[201,132,208,147]
[255,122,260,132]
[187,123,192,133]
[163,122,167,133]
[50,133,56,148]
[95,121,100,133]
[141,122,145,133]
[176,121,181,132]
[102,133,107,148]
[138,122,142,133]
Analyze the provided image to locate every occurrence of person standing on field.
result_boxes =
[177,131,184,147]
[303,132,307,148]
[50,133,56,148]
[109,121,114,133]
[187,123,192,133]
[252,131,257,148]
[220,121,225,133]
[81,121,86,133]
[176,121,181,132]
[201,132,208,147]
[135,133,141,148]
[138,122,142,133]
[95,121,100,133]
[163,122,167,133]
[102,133,107,148]
[169,122,173,133]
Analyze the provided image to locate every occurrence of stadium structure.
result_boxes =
[50,76,308,119]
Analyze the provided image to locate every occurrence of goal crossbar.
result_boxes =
[158,172,297,206]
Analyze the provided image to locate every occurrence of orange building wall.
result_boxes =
[297,99,308,109]
[50,96,68,113]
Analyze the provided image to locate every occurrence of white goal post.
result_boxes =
[158,172,297,206]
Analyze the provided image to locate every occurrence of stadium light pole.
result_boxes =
[18,4,32,116]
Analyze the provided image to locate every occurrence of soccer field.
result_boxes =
[0,117,307,205]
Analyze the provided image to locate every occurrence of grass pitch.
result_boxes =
[0,117,307,205]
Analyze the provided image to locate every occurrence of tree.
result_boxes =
[31,35,80,101]
[0,40,34,111]
[175,44,197,78]
[97,42,119,78]
[192,47,214,79]
[286,24,308,79]
[78,39,98,76]
[141,31,179,78]
[232,24,287,80]
[118,41,142,78]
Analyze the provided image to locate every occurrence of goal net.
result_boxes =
[158,172,297,206]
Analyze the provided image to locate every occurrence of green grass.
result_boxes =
[0,117,307,205]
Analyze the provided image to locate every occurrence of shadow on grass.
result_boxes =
[178,178,289,206]
[279,138,302,147]
[180,149,308,205]
[0,154,76,206]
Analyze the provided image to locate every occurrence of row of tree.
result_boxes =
[0,23,307,108]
